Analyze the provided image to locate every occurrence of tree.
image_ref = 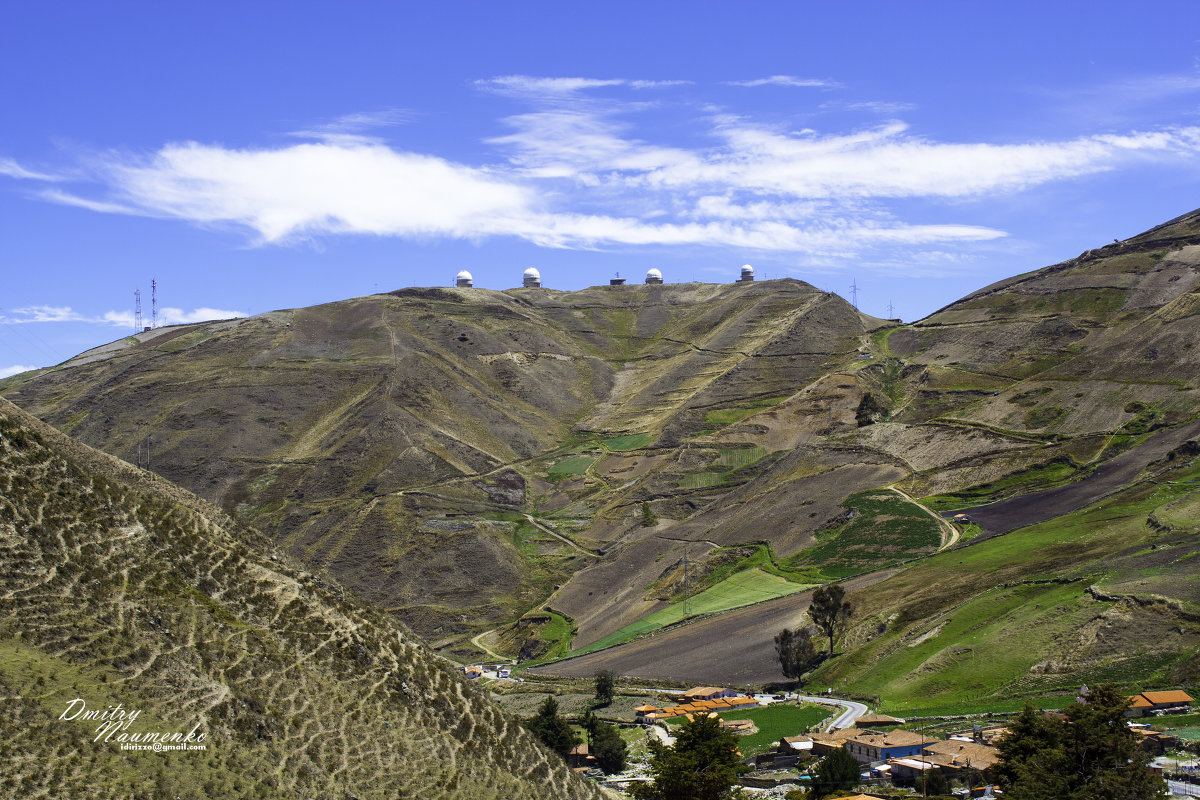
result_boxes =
[642,501,658,527]
[592,721,628,774]
[810,747,861,798]
[594,669,615,707]
[995,686,1166,800]
[524,695,579,759]
[807,583,852,658]
[774,627,819,682]
[917,769,951,797]
[630,714,747,800]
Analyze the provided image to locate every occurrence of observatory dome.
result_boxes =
[523,267,540,279]
[645,268,663,285]
[455,270,473,288]
[522,267,542,288]
[739,264,755,282]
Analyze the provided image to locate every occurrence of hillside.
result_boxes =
[0,397,604,799]
[5,209,1200,702]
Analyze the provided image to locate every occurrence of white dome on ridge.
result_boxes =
[456,270,473,281]
[646,268,662,279]
[524,267,541,278]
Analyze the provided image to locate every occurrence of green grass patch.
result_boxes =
[678,471,726,489]
[570,568,814,657]
[702,397,787,427]
[715,446,768,469]
[548,456,596,475]
[717,703,833,756]
[603,433,653,451]
[787,490,941,576]
[921,457,1084,512]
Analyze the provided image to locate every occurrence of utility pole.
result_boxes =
[887,300,895,319]
[151,278,158,329]
[134,289,142,333]
[682,552,691,617]
[849,278,859,309]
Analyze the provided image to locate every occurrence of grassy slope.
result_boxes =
[0,399,603,800]
[572,568,814,656]
[811,459,1200,713]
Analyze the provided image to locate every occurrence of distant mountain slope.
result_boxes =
[0,398,603,800]
[6,209,1200,685]
[1,280,884,645]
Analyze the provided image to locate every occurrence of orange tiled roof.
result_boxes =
[1141,690,1193,705]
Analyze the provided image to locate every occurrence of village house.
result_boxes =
[1125,690,1193,717]
[809,727,861,755]
[681,686,739,702]
[844,729,938,764]
[636,694,759,723]
[853,713,905,728]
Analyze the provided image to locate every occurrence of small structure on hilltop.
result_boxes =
[523,267,542,288]
[609,273,626,286]
[455,270,473,288]
[645,268,663,285]
[738,264,755,282]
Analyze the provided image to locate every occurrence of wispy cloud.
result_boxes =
[0,157,62,181]
[1,305,246,326]
[725,75,839,88]
[0,365,39,379]
[7,78,1200,262]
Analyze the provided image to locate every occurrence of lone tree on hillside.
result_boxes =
[594,669,615,707]
[630,713,747,800]
[641,501,657,527]
[524,695,579,759]
[995,685,1166,799]
[774,626,818,682]
[807,583,852,658]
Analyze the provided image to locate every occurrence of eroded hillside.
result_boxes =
[6,209,1200,684]
[0,397,604,800]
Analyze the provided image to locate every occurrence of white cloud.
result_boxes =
[3,305,245,327]
[726,76,839,88]
[0,157,61,181]
[0,365,39,379]
[9,78,1200,261]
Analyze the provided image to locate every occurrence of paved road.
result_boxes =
[793,694,868,730]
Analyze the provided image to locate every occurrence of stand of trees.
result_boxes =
[524,695,579,758]
[995,685,1166,800]
[631,714,746,800]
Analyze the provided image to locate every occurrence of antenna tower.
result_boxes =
[849,278,859,309]
[134,289,142,332]
[151,279,158,329]
[887,300,895,319]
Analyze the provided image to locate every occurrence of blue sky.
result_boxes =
[3,1,1200,377]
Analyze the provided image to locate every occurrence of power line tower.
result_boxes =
[850,278,859,309]
[151,279,158,329]
[682,552,691,617]
[134,289,142,332]
[887,300,895,319]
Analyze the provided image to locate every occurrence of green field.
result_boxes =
[571,568,814,656]
[548,456,596,475]
[604,433,653,451]
[711,704,832,757]
[787,490,941,577]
